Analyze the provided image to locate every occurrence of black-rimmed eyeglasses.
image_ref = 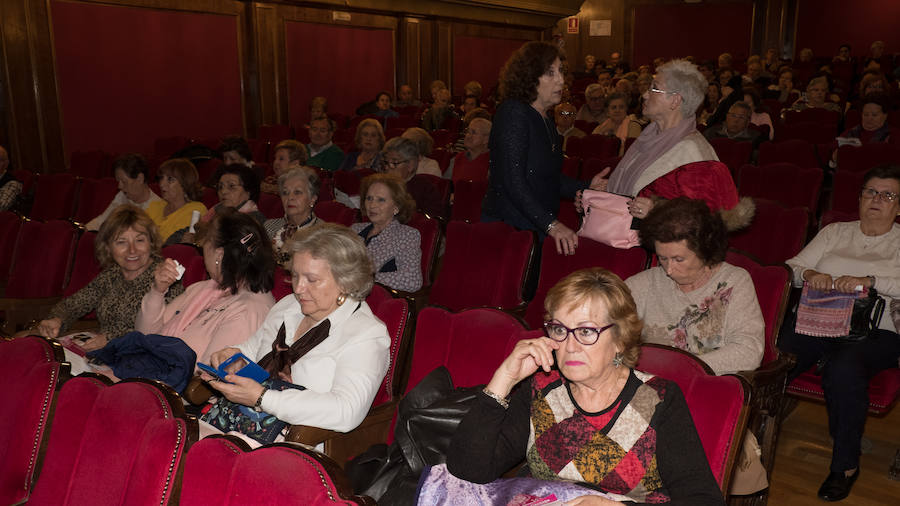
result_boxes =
[860,187,899,202]
[543,321,616,345]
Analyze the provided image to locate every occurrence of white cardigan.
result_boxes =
[237,294,390,432]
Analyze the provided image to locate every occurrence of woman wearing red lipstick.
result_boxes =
[264,167,320,265]
[778,165,900,501]
[447,268,723,505]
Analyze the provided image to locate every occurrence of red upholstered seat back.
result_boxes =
[72,177,118,224]
[64,231,101,298]
[333,169,375,197]
[429,221,534,312]
[6,220,77,298]
[314,200,358,226]
[829,170,866,214]
[637,344,749,491]
[789,368,900,416]
[524,237,647,329]
[70,150,110,179]
[725,250,791,365]
[836,143,900,173]
[28,377,193,506]
[162,243,205,288]
[367,291,410,405]
[0,337,64,505]
[757,139,818,167]
[0,211,23,284]
[258,124,293,145]
[449,179,488,223]
[406,307,525,393]
[180,437,371,505]
[153,136,192,158]
[709,138,753,177]
[31,173,79,221]
[738,163,823,215]
[728,198,808,265]
[579,134,621,159]
[257,191,284,219]
[406,212,440,286]
[272,267,293,301]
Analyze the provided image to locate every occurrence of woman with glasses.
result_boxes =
[380,137,444,219]
[445,267,723,504]
[145,158,207,244]
[779,165,900,501]
[586,60,751,230]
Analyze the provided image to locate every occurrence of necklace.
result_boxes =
[541,115,559,153]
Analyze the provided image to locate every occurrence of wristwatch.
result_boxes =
[253,386,269,413]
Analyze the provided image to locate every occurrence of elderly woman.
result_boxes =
[422,88,459,132]
[626,198,764,375]
[380,137,444,219]
[742,87,775,140]
[264,167,320,264]
[29,206,182,349]
[591,92,629,136]
[482,41,589,255]
[447,117,491,182]
[789,75,842,114]
[766,68,800,104]
[199,223,390,445]
[261,139,308,195]
[401,127,441,177]
[373,91,399,119]
[589,60,750,228]
[838,93,896,146]
[198,164,266,228]
[351,173,422,292]
[138,210,275,365]
[338,118,385,172]
[86,154,161,231]
[218,136,255,168]
[445,268,723,505]
[145,158,207,245]
[779,165,900,501]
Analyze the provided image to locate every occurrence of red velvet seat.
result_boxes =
[247,138,270,164]
[429,221,534,312]
[200,186,218,209]
[162,243,206,287]
[385,115,420,130]
[180,436,374,505]
[257,191,283,219]
[775,121,836,145]
[196,157,222,186]
[153,136,192,158]
[258,124,293,145]
[788,368,900,416]
[412,173,451,220]
[28,376,197,506]
[314,200,358,226]
[581,156,621,181]
[69,150,109,179]
[30,173,79,221]
[318,175,335,202]
[783,108,840,129]
[738,162,823,216]
[729,198,808,265]
[333,168,375,197]
[72,177,118,224]
[578,134,620,160]
[0,336,67,505]
[709,138,754,179]
[430,129,456,149]
[0,211,23,290]
[13,169,35,196]
[757,139,819,168]
[406,212,441,289]
[836,143,900,173]
[431,148,454,174]
[636,344,751,493]
[63,231,100,317]
[448,179,487,223]
[560,156,581,179]
[828,169,866,215]
[524,237,647,329]
[272,266,292,301]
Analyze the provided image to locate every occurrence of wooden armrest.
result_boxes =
[737,352,796,388]
[0,297,62,334]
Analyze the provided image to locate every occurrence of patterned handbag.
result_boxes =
[795,283,884,342]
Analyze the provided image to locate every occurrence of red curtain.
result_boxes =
[632,3,753,67]
[51,1,243,158]
[452,36,529,98]
[285,22,394,125]
[796,0,900,60]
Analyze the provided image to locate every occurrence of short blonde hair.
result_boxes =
[354,119,386,151]
[401,127,434,157]
[290,223,374,300]
[359,173,416,224]
[544,268,642,368]
[274,139,308,165]
[95,205,161,269]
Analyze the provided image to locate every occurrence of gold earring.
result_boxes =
[336,294,346,306]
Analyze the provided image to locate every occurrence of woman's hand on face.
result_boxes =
[209,347,241,369]
[152,258,180,294]
[627,196,654,218]
[208,374,265,407]
[834,275,870,293]
[803,270,833,291]
[487,337,560,398]
[549,222,579,255]
[35,317,62,339]
[565,495,621,505]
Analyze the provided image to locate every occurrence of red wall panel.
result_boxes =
[285,22,394,125]
[51,1,243,159]
[796,0,900,61]
[632,3,753,68]
[452,36,529,98]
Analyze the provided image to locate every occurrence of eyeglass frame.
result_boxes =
[557,110,576,117]
[216,182,244,192]
[860,187,899,202]
[381,158,411,169]
[543,321,616,346]
[648,83,678,96]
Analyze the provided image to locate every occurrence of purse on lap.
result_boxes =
[794,282,884,342]
[577,190,640,249]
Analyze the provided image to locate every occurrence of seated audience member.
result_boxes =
[555,102,585,152]
[373,91,399,119]
[380,137,444,218]
[704,102,765,148]
[596,70,613,94]
[863,40,887,71]
[832,44,854,65]
[832,94,898,163]
[86,153,161,231]
[779,165,900,502]
[27,206,182,350]
[718,52,734,71]
[261,139,308,195]
[699,82,722,126]
[743,58,773,87]
[636,73,652,96]
[742,87,775,140]
[145,158,207,245]
[306,117,344,172]
[307,96,328,127]
[766,68,800,104]
[626,198,764,375]
[0,145,22,212]
[338,118,385,172]
[264,167,320,265]
[401,127,441,177]
[219,136,255,168]
[846,72,891,112]
[697,61,715,83]
[789,75,842,114]
[763,48,781,73]
[576,83,607,123]
[137,210,275,365]
[351,173,422,292]
[422,88,459,131]
[463,80,488,108]
[451,107,492,153]
[428,80,448,105]
[591,92,629,136]
[199,223,390,444]
[443,267,723,505]
[447,117,491,182]
[393,84,422,108]
[459,96,479,116]
[192,165,265,235]
[575,54,597,79]
[798,47,815,65]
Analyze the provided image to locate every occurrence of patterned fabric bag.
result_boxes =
[199,379,305,444]
[795,283,884,341]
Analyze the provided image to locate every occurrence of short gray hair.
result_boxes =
[278,167,321,199]
[657,59,707,119]
[290,223,374,300]
[382,137,419,162]
[729,101,752,116]
[585,83,603,97]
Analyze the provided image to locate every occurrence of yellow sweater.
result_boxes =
[145,200,207,242]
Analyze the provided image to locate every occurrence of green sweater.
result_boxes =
[307,144,345,172]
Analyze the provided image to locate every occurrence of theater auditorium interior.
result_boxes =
[1,0,899,504]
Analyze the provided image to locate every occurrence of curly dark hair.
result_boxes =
[218,136,253,164]
[639,197,728,266]
[112,153,150,181]
[498,41,564,104]
[216,163,261,203]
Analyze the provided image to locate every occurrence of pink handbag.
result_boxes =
[577,190,640,249]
